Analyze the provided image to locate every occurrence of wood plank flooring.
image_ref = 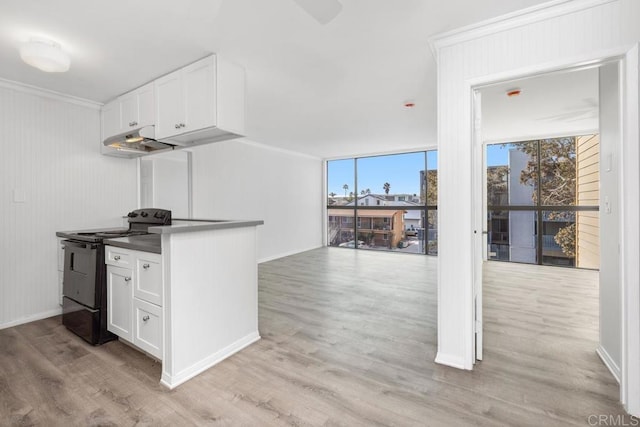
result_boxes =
[0,248,626,426]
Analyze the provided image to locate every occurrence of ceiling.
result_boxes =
[481,67,599,143]
[0,0,553,158]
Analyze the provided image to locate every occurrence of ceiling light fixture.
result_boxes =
[20,38,70,73]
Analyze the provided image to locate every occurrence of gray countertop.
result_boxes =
[58,219,263,254]
[148,219,264,235]
[104,234,162,254]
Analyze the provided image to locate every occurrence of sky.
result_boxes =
[327,151,437,196]
[486,143,515,167]
[326,145,517,197]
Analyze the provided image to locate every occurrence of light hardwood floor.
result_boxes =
[0,248,626,426]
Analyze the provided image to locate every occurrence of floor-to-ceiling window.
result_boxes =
[327,150,438,255]
[486,135,599,268]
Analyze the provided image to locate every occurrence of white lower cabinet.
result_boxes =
[107,265,133,341]
[57,239,65,306]
[106,246,163,360]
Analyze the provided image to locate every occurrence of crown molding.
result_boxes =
[0,77,102,110]
[237,138,322,160]
[428,0,617,61]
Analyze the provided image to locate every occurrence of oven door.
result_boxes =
[62,296,101,344]
[62,240,100,308]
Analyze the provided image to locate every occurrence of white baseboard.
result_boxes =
[596,345,621,383]
[435,351,469,370]
[0,308,62,331]
[160,331,260,389]
[258,245,323,264]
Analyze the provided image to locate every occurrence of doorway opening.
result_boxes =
[474,63,622,394]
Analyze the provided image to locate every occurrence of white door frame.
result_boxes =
[472,89,484,361]
[467,45,640,415]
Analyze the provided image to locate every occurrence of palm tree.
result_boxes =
[329,192,336,198]
[383,182,391,194]
[365,188,371,194]
[342,184,349,197]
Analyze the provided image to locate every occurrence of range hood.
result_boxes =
[103,125,176,157]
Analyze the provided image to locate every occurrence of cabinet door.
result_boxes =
[133,298,162,359]
[136,83,155,128]
[155,70,183,139]
[135,255,162,306]
[183,56,216,133]
[102,99,121,139]
[107,265,133,342]
[119,92,138,130]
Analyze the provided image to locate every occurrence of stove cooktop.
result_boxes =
[60,229,149,243]
[57,208,171,243]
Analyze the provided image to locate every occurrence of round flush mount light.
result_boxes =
[506,88,521,97]
[20,38,70,73]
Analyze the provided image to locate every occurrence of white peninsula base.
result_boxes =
[155,220,263,389]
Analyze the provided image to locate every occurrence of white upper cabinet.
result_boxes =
[155,69,186,139]
[183,57,216,136]
[155,55,245,143]
[102,83,155,140]
[119,83,155,131]
[102,99,120,140]
[101,54,245,156]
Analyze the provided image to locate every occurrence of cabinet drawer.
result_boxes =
[105,247,132,267]
[135,255,162,306]
[133,298,162,360]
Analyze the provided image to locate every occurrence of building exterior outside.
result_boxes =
[328,208,405,248]
[486,136,600,268]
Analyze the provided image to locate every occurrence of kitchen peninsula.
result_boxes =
[105,218,263,389]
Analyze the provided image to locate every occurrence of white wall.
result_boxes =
[431,0,640,412]
[598,62,621,380]
[141,150,191,218]
[191,139,323,262]
[0,82,138,329]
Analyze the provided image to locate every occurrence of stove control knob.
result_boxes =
[127,212,138,218]
[140,211,149,217]
[154,212,164,219]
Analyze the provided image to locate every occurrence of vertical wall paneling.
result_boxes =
[191,139,323,262]
[430,0,640,413]
[0,84,138,329]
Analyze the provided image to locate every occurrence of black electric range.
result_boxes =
[57,208,171,345]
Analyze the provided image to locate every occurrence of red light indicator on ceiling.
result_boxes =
[506,89,521,97]
[404,102,415,108]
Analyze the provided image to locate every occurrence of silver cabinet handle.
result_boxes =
[143,263,150,270]
[129,121,138,127]
[174,124,180,129]
[124,277,131,282]
[114,255,121,260]
[142,315,150,322]
[180,123,186,128]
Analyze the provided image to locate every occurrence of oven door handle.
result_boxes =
[63,240,99,250]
